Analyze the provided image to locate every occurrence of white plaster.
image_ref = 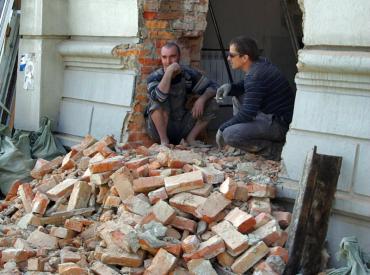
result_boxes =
[303,0,370,46]
[90,104,130,141]
[282,130,357,192]
[353,142,370,197]
[20,0,139,37]
[57,100,93,137]
[63,69,135,107]
[291,89,370,139]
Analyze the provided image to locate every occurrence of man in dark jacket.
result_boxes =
[216,36,295,160]
[146,42,218,146]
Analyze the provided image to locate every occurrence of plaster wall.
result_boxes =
[281,0,370,264]
[16,0,139,143]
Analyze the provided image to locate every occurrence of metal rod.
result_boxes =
[208,0,233,83]
[280,0,299,58]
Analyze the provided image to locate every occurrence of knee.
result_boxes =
[222,127,238,146]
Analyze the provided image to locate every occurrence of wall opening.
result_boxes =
[200,0,303,133]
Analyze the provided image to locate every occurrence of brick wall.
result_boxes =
[114,0,210,148]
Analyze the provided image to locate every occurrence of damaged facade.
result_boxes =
[12,0,370,267]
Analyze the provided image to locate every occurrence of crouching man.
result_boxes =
[145,42,218,146]
[216,36,295,160]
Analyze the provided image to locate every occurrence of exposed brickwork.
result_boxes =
[115,0,210,147]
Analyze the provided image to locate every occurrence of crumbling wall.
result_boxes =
[115,0,210,149]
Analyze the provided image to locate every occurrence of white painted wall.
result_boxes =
[16,0,139,143]
[281,0,370,266]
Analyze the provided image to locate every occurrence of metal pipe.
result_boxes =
[208,0,233,83]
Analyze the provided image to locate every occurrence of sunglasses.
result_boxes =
[228,52,242,58]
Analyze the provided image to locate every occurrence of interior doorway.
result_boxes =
[201,0,303,131]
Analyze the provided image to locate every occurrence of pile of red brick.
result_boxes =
[0,135,291,274]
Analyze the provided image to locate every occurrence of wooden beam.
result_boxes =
[283,147,342,275]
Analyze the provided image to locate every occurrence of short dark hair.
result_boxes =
[162,41,181,55]
[229,36,259,61]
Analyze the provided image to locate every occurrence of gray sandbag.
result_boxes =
[327,236,370,275]
[0,135,35,195]
[31,117,66,160]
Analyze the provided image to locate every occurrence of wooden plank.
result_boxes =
[283,146,342,275]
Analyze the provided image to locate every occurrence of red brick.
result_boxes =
[1,248,36,263]
[89,156,125,173]
[50,227,75,239]
[61,151,76,171]
[28,257,44,271]
[31,192,49,215]
[217,252,235,268]
[46,179,78,201]
[126,157,150,170]
[193,165,225,184]
[189,183,213,197]
[196,191,231,223]
[254,261,278,274]
[219,177,237,200]
[143,11,157,20]
[272,211,292,229]
[164,170,204,195]
[58,263,88,275]
[30,159,53,179]
[148,187,168,204]
[170,216,197,233]
[248,198,272,216]
[224,207,256,233]
[187,259,218,275]
[18,183,34,213]
[234,183,249,201]
[269,246,289,264]
[71,134,96,151]
[144,248,177,274]
[5,180,22,201]
[133,176,165,193]
[231,241,269,274]
[254,212,273,229]
[110,167,135,201]
[183,235,225,261]
[169,192,206,216]
[90,171,114,186]
[104,196,122,208]
[135,164,149,177]
[64,219,85,232]
[182,235,200,253]
[101,250,145,267]
[164,243,182,257]
[247,182,276,198]
[152,200,176,225]
[67,181,92,210]
[212,221,249,256]
[252,220,281,246]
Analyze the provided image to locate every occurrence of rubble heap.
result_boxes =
[0,135,291,275]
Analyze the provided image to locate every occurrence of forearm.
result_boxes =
[157,72,173,94]
[199,88,216,102]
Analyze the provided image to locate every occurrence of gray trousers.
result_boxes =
[223,96,289,158]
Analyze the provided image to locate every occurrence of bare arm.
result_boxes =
[157,63,181,94]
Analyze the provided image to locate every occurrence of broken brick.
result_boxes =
[170,216,197,233]
[31,191,50,215]
[165,170,204,195]
[219,177,237,200]
[183,235,225,261]
[182,235,200,253]
[89,156,125,173]
[148,187,168,204]
[187,259,217,275]
[224,207,256,233]
[169,192,206,216]
[211,220,249,256]
[247,182,276,198]
[126,157,149,170]
[152,200,176,225]
[272,211,292,229]
[231,241,269,274]
[196,191,231,223]
[144,248,177,274]
[18,183,34,213]
[133,176,165,193]
[46,178,78,201]
[67,181,92,211]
